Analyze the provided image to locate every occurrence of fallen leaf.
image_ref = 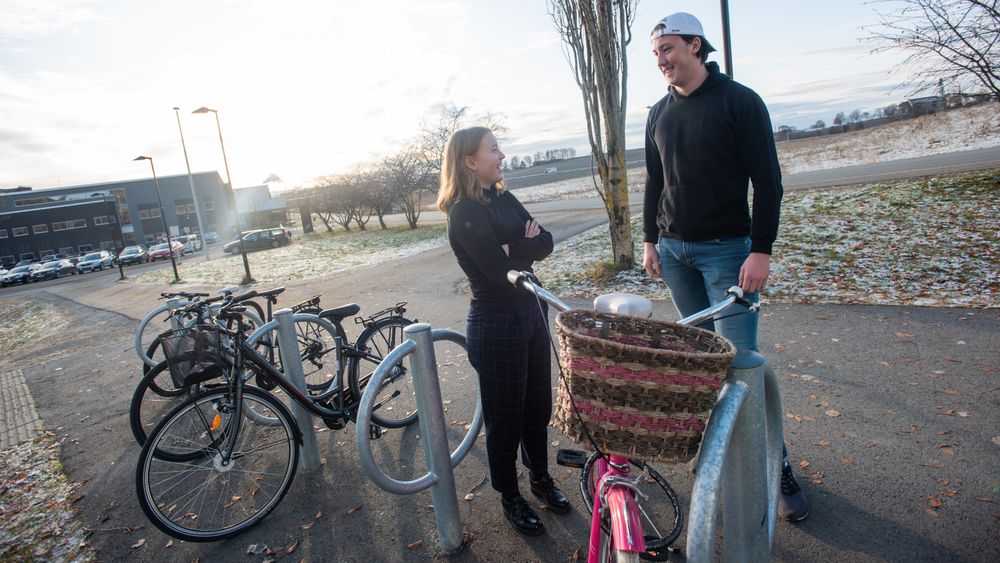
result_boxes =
[905,425,919,433]
[842,457,854,465]
[247,544,268,555]
[938,444,955,455]
[809,471,825,479]
[895,332,914,337]
[942,489,958,497]
[825,410,841,417]
[347,505,363,515]
[957,411,969,418]
[937,479,950,485]
[131,539,145,549]
[928,497,943,508]
[879,361,891,367]
[944,356,959,363]
[992,436,1000,446]
[810,479,823,485]
[164,540,173,548]
[407,540,423,550]
[287,542,298,555]
[815,439,832,447]
[972,496,998,504]
[799,459,811,469]
[299,522,315,530]
[315,511,322,519]
[942,389,960,396]
[925,508,939,518]
[572,547,581,561]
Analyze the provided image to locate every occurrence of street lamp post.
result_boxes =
[133,155,181,283]
[193,106,254,285]
[173,106,211,261]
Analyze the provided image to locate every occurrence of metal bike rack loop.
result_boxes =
[355,324,484,555]
[274,309,323,471]
[687,352,784,563]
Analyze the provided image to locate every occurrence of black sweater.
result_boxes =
[643,62,783,254]
[447,187,554,304]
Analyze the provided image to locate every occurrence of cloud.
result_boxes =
[0,0,102,40]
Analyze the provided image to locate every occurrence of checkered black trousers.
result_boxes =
[467,299,552,496]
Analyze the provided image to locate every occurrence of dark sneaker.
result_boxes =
[501,495,545,535]
[529,474,571,514]
[779,461,809,522]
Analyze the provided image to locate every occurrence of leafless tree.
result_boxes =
[380,149,430,229]
[412,104,508,182]
[864,0,999,99]
[312,174,362,232]
[549,0,638,267]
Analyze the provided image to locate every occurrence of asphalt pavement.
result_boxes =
[3,199,997,562]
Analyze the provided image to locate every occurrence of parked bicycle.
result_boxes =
[129,288,414,447]
[134,296,417,541]
[507,270,766,562]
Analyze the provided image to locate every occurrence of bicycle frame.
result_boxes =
[507,269,764,562]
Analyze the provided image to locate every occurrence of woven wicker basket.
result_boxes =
[554,310,736,464]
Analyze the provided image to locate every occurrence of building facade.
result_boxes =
[0,171,235,266]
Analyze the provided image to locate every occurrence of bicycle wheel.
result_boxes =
[135,386,299,542]
[582,452,683,555]
[130,360,188,447]
[348,316,416,428]
[136,302,196,369]
[246,315,341,392]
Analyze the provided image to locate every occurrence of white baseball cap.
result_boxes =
[650,12,717,53]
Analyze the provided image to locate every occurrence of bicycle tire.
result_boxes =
[130,360,188,447]
[135,386,299,542]
[581,452,684,553]
[135,301,196,369]
[348,315,416,428]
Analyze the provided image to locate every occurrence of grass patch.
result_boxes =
[536,169,999,308]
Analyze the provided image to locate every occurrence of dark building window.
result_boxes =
[13,227,28,237]
[78,244,93,253]
[100,241,115,250]
[32,224,49,234]
[94,216,110,226]
[139,207,162,219]
[53,219,87,231]
[20,252,35,260]
[0,228,6,238]
[40,249,55,257]
[59,246,74,255]
[204,198,214,210]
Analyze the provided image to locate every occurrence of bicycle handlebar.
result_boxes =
[506,270,573,312]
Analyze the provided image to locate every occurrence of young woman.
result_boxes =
[437,127,568,536]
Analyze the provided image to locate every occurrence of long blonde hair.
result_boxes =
[436,126,504,213]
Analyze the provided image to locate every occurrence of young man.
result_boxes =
[642,12,808,522]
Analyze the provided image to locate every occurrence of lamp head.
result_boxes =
[133,155,151,161]
[192,107,215,114]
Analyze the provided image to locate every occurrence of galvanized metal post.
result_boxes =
[406,323,463,554]
[274,308,321,471]
[722,351,769,562]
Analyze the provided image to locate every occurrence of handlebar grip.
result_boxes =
[231,290,259,304]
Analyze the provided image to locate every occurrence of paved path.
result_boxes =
[0,369,43,448]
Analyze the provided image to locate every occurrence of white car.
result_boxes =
[176,234,202,254]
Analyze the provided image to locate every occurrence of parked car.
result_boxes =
[0,266,7,276]
[545,166,558,174]
[148,241,185,261]
[39,253,68,263]
[203,231,219,244]
[1,266,34,287]
[14,259,39,269]
[30,259,77,281]
[175,234,202,254]
[117,245,149,266]
[223,228,291,254]
[76,250,114,273]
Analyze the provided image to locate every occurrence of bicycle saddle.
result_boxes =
[593,293,653,318]
[319,303,361,322]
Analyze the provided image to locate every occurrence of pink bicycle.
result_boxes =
[509,271,753,562]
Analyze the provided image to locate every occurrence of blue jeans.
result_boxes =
[657,236,759,352]
[658,236,789,459]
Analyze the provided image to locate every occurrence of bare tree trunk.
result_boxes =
[551,0,636,267]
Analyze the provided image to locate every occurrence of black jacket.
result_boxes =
[447,187,553,304]
[643,61,783,254]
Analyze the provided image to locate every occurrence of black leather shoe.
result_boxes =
[529,474,571,514]
[501,495,545,536]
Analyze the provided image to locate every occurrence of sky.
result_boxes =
[0,0,917,191]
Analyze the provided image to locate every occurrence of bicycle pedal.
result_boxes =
[369,424,383,440]
[556,448,588,468]
[323,417,346,430]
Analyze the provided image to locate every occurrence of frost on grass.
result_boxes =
[127,224,447,286]
[536,170,999,308]
[0,300,71,356]
[0,434,92,562]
